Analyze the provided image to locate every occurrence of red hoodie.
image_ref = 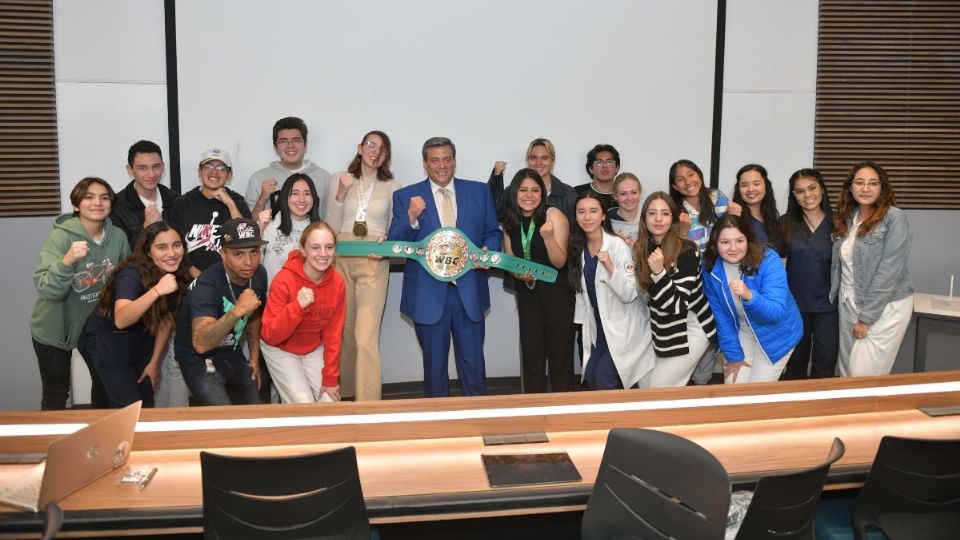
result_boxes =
[261,250,346,387]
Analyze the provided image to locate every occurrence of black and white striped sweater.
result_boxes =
[645,245,717,357]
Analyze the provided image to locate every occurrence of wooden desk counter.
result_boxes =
[2,372,960,537]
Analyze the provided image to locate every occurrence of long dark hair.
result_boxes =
[732,163,779,230]
[269,173,321,236]
[567,191,612,292]
[502,168,547,233]
[668,159,718,227]
[833,160,896,238]
[633,192,697,291]
[780,168,832,245]
[96,222,191,334]
[703,215,765,276]
[346,130,394,181]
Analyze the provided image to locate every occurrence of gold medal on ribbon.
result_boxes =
[352,220,368,239]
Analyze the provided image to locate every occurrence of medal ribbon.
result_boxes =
[519,216,535,260]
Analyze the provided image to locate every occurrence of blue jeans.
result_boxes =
[178,353,260,406]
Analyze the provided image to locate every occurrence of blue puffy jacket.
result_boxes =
[703,248,803,363]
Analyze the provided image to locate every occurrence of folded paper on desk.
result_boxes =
[481,452,582,488]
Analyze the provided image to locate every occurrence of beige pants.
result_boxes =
[335,248,390,401]
[259,341,325,404]
[838,294,914,377]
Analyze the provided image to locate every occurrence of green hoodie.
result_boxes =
[30,213,130,350]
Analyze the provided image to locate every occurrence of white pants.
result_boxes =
[644,312,712,388]
[725,331,791,384]
[838,294,914,377]
[260,341,326,404]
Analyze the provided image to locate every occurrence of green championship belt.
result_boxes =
[337,227,558,283]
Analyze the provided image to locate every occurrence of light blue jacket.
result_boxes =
[703,248,803,363]
[829,207,913,325]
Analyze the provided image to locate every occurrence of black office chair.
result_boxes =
[581,428,731,540]
[853,435,960,540]
[735,437,845,540]
[200,446,370,540]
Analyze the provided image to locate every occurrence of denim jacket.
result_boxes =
[829,206,913,325]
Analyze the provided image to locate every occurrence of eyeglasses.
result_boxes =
[201,163,228,172]
[593,159,617,167]
[851,180,882,189]
[275,137,304,147]
[793,184,820,196]
[363,140,383,152]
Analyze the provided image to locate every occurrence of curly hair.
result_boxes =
[779,168,832,246]
[96,222,192,335]
[833,161,896,238]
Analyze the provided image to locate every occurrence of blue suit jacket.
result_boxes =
[388,178,502,325]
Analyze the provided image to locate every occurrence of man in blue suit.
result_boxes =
[388,137,502,397]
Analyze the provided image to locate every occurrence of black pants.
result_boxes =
[33,338,108,409]
[783,310,839,380]
[517,281,576,393]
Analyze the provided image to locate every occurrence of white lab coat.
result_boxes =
[574,231,655,388]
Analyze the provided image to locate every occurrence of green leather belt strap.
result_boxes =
[337,227,558,283]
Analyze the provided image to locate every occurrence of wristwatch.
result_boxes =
[336,227,559,283]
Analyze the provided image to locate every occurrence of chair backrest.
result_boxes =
[581,428,731,540]
[735,437,846,540]
[853,435,960,540]
[200,446,370,540]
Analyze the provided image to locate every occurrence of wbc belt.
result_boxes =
[336,227,558,283]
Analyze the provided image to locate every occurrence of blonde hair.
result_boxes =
[525,138,556,161]
[613,172,642,195]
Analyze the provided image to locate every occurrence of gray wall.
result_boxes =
[890,210,960,374]
[1,218,62,410]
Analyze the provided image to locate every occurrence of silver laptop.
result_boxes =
[0,401,141,512]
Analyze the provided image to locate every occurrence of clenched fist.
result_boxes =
[153,273,179,296]
[647,247,665,275]
[296,286,315,309]
[540,220,554,238]
[144,204,162,226]
[728,279,752,301]
[259,178,278,202]
[408,196,427,225]
[232,288,261,318]
[62,241,89,266]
